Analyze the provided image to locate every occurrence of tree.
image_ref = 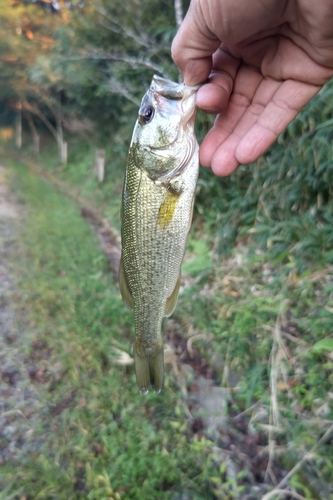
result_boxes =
[0,0,66,153]
[0,0,188,165]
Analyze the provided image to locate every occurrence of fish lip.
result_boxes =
[152,74,201,98]
[182,82,202,93]
[150,74,198,128]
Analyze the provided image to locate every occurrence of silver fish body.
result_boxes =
[119,75,199,394]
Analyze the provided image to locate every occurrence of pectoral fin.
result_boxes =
[119,258,134,310]
[157,190,180,228]
[164,273,181,317]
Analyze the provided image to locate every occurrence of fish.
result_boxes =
[119,75,199,394]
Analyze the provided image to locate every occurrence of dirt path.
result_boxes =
[0,165,41,467]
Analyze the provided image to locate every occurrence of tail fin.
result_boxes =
[134,345,164,394]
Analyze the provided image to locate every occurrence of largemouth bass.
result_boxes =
[120,75,199,394]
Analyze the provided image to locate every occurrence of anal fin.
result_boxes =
[119,258,134,310]
[164,273,181,317]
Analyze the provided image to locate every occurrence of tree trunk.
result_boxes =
[15,105,22,149]
[174,0,183,82]
[174,0,183,28]
[22,101,56,142]
[25,112,40,156]
[95,149,105,183]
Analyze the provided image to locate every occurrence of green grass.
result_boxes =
[0,160,221,500]
[2,80,333,499]
[178,230,333,498]
[7,130,127,234]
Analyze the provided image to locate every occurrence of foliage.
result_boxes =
[1,160,222,499]
[0,0,63,108]
[0,0,179,146]
[195,81,333,267]
[0,0,333,497]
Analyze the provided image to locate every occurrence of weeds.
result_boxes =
[1,80,333,499]
[0,161,219,499]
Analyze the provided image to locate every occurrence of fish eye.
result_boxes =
[140,105,154,124]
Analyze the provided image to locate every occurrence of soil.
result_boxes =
[0,166,42,465]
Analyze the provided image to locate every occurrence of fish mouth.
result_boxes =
[150,74,198,131]
[152,74,200,98]
[152,74,199,105]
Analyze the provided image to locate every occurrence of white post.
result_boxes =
[33,133,40,156]
[95,149,106,183]
[61,140,68,165]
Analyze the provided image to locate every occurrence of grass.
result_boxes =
[11,129,127,234]
[178,233,333,498]
[1,79,333,499]
[0,160,221,499]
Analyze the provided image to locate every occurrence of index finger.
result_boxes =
[171,1,220,85]
[196,49,240,113]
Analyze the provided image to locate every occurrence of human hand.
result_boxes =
[172,0,333,176]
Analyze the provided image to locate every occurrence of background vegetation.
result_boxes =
[0,0,333,499]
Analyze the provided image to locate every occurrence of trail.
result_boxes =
[0,165,42,467]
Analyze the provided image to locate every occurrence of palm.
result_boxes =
[172,0,333,176]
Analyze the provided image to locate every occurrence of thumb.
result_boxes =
[171,0,221,86]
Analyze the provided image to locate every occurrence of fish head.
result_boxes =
[130,75,199,181]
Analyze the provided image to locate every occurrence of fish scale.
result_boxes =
[119,75,199,394]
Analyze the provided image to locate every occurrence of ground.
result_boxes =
[1,159,333,499]
[0,165,43,468]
